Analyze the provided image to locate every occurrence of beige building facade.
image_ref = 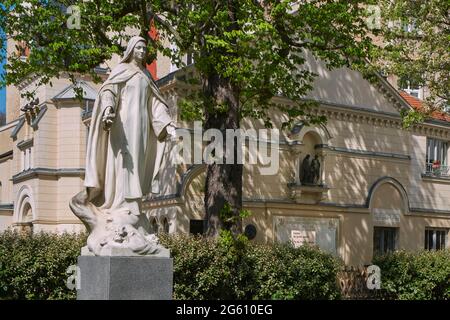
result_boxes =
[0,49,449,266]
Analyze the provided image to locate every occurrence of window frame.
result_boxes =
[150,217,159,234]
[373,227,398,256]
[426,137,449,175]
[398,76,422,99]
[162,217,170,234]
[425,228,448,251]
[189,219,205,235]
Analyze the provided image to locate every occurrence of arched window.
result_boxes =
[369,178,408,256]
[151,217,159,234]
[163,217,170,234]
[17,196,34,233]
[14,185,35,230]
[22,202,33,223]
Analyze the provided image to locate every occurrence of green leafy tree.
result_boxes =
[0,0,375,237]
[377,0,449,112]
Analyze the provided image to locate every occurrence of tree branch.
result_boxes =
[146,10,183,44]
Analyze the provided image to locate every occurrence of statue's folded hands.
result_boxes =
[165,122,177,140]
[101,106,115,130]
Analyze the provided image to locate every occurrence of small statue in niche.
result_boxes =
[299,154,311,184]
[310,154,321,185]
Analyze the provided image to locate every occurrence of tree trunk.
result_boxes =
[203,73,243,238]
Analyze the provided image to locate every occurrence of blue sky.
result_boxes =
[0,29,5,115]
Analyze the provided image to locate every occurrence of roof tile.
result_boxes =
[399,91,450,123]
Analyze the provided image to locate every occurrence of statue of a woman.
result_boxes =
[310,154,321,184]
[299,154,311,184]
[70,36,176,256]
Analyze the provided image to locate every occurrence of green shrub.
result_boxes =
[3,229,448,300]
[0,229,86,300]
[250,243,342,299]
[159,233,341,300]
[373,250,450,300]
[0,230,341,300]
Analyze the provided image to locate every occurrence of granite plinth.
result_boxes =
[77,255,173,300]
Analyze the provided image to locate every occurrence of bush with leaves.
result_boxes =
[0,229,86,300]
[373,250,450,300]
[0,229,341,300]
[249,243,342,300]
[159,232,341,300]
[159,232,252,299]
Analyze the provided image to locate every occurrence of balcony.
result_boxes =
[424,163,450,177]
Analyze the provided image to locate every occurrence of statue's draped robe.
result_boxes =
[300,157,311,184]
[84,63,172,216]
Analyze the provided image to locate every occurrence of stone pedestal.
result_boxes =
[77,255,173,300]
[288,183,330,204]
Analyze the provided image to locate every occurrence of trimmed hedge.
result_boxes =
[373,250,450,300]
[0,229,86,300]
[3,230,449,300]
[159,233,341,300]
[0,230,341,300]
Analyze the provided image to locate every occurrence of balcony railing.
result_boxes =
[425,164,450,177]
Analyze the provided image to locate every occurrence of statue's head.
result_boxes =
[120,36,148,66]
[132,41,147,65]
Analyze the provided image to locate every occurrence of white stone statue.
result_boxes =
[70,36,176,256]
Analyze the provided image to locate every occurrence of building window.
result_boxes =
[425,138,449,176]
[398,76,421,99]
[17,41,30,61]
[189,219,205,235]
[162,217,170,234]
[23,202,33,223]
[22,148,32,171]
[186,53,194,66]
[150,217,158,234]
[443,101,450,114]
[27,148,32,170]
[170,43,194,72]
[373,227,398,255]
[22,150,26,171]
[425,228,448,250]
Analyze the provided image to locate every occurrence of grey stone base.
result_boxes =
[77,255,173,300]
